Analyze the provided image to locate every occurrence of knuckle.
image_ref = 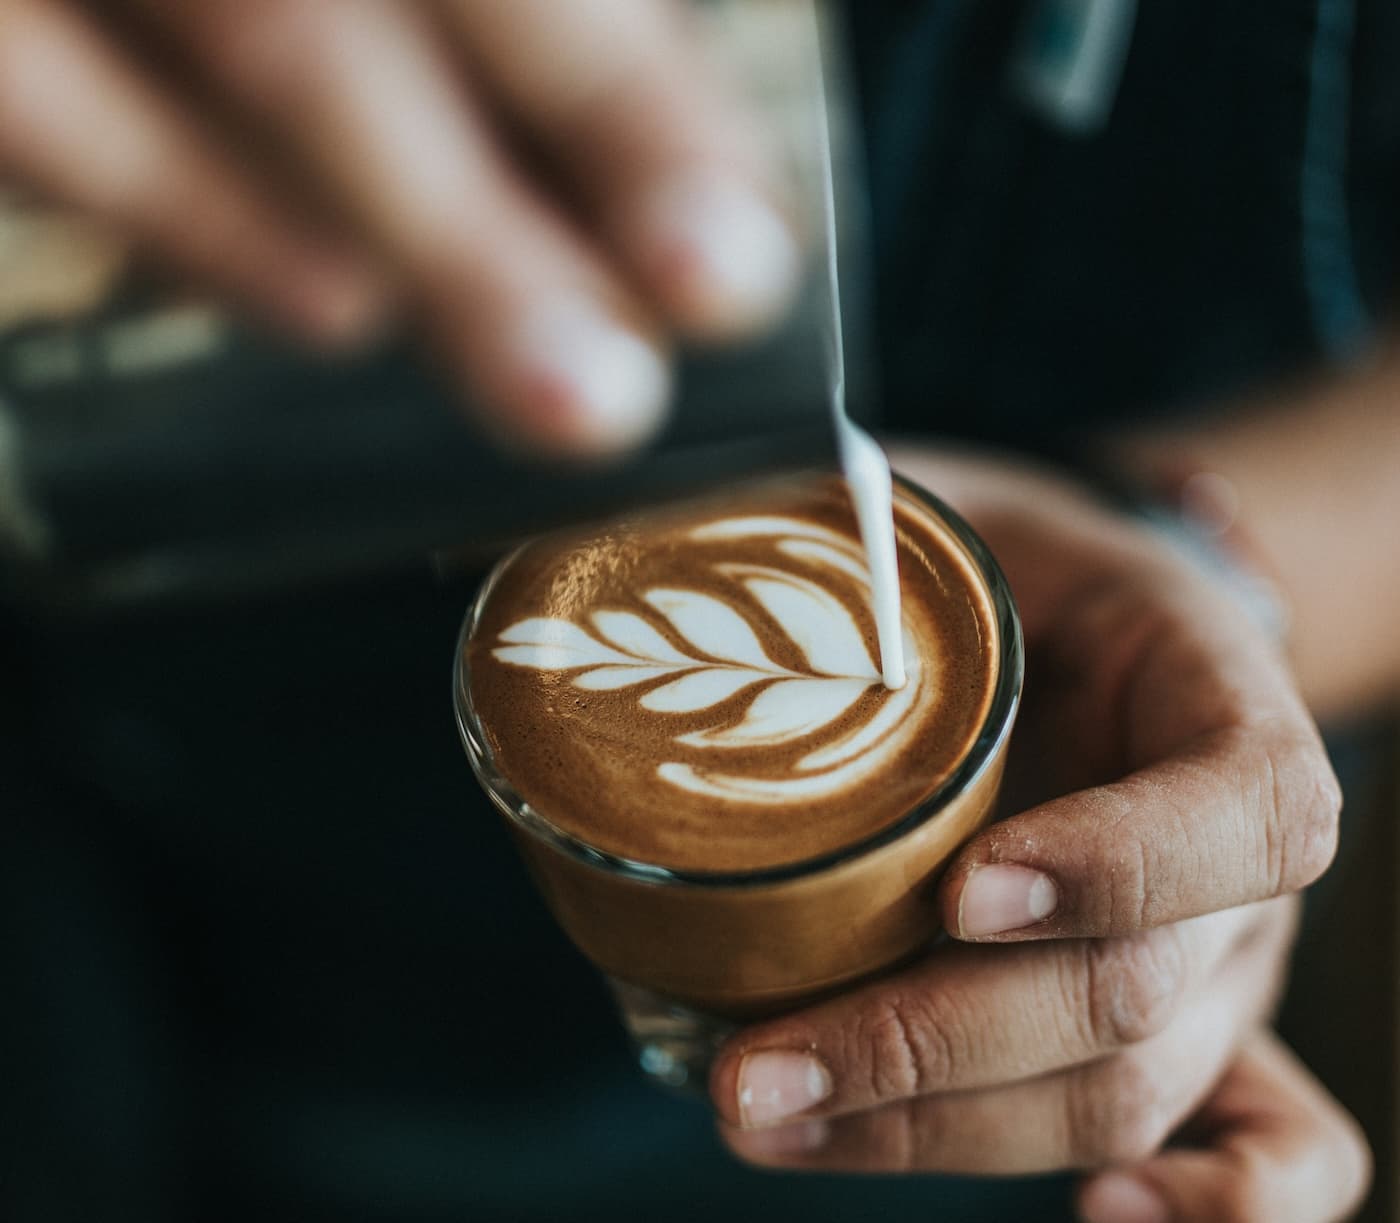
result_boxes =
[1069,1053,1174,1166]
[1084,930,1188,1049]
[850,992,949,1101]
[1264,733,1342,894]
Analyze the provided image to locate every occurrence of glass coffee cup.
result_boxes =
[454,474,1022,1090]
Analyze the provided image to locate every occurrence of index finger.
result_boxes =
[940,571,1340,942]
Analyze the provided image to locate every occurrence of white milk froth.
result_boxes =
[493,512,936,806]
[466,474,996,872]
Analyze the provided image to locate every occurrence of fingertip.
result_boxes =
[731,1050,834,1128]
[1076,1173,1171,1223]
[938,861,972,936]
[947,863,1060,940]
[707,1044,744,1127]
[472,293,673,460]
[637,172,801,342]
[521,296,671,455]
[1340,1108,1375,1212]
[720,1117,830,1167]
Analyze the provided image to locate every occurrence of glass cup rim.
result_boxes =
[454,472,1024,891]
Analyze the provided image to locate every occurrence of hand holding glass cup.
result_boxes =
[454,472,1022,1088]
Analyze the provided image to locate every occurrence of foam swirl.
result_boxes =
[491,516,934,805]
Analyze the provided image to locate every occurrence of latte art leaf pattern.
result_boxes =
[720,565,876,678]
[644,588,777,671]
[492,517,933,804]
[591,611,692,664]
[677,677,871,749]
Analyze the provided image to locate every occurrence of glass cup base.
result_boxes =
[607,978,737,1094]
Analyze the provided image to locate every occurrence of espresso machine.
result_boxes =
[0,1,871,614]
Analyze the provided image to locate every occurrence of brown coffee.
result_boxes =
[458,474,1018,1018]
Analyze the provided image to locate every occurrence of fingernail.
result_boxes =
[514,295,670,454]
[728,1118,830,1161]
[647,174,800,335]
[1078,1173,1169,1223]
[957,865,1058,937]
[737,1051,833,1127]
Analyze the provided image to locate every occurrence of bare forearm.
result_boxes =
[1109,344,1400,722]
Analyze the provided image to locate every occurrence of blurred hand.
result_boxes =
[707,447,1367,1216]
[0,0,799,455]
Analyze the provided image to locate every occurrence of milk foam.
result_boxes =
[493,515,935,805]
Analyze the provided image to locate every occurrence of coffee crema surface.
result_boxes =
[466,476,997,873]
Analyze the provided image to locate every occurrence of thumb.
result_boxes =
[1076,1031,1370,1223]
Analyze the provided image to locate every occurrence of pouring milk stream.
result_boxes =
[811,16,906,692]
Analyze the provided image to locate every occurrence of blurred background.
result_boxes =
[1281,725,1398,1222]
